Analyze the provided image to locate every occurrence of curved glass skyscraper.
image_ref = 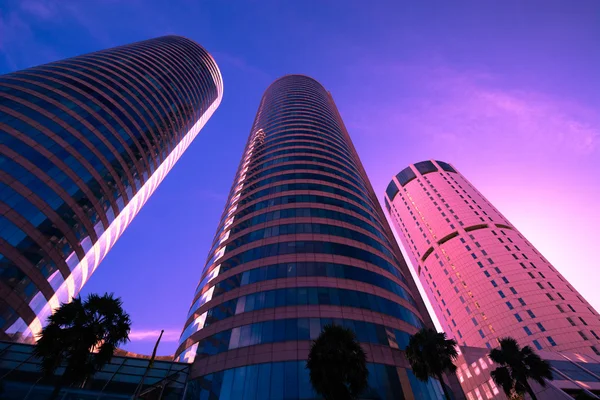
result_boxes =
[178,76,448,399]
[0,36,223,339]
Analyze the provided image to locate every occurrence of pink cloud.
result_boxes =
[129,329,180,342]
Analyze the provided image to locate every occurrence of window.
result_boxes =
[472,317,478,326]
[502,277,509,284]
[558,293,565,300]
[546,293,554,301]
[536,282,544,289]
[518,298,526,306]
[471,253,478,259]
[506,301,514,310]
[591,330,599,340]
[568,304,576,312]
[547,336,557,346]
[509,287,517,294]
[490,280,498,288]
[579,317,588,326]
[477,261,484,268]
[479,358,488,370]
[556,305,564,313]
[484,271,490,277]
[498,291,506,299]
[533,340,542,350]
[592,346,600,356]
[527,310,536,318]
[579,331,588,341]
[524,326,532,336]
[536,323,546,332]
[488,379,500,395]
[494,267,501,274]
[514,313,522,322]
[462,363,472,378]
[475,388,484,400]
[479,329,485,338]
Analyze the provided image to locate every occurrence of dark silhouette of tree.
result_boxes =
[489,337,553,400]
[33,293,131,399]
[306,324,369,399]
[405,328,458,399]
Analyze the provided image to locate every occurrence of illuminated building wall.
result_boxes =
[384,160,600,356]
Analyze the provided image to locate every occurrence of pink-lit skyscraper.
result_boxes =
[384,160,600,356]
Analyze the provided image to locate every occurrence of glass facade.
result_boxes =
[0,36,223,338]
[177,75,441,399]
[0,340,189,399]
[185,361,446,400]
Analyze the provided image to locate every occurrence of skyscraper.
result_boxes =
[0,36,223,339]
[384,160,600,355]
[177,75,453,399]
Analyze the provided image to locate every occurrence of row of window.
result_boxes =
[189,261,416,315]
[248,138,354,168]
[225,222,395,263]
[258,131,352,159]
[247,154,358,183]
[244,162,368,196]
[195,317,413,359]
[237,180,376,219]
[186,361,444,400]
[216,240,408,285]
[1,127,114,215]
[192,286,424,335]
[234,194,384,232]
[248,146,360,177]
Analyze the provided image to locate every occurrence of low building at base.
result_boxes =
[456,345,600,399]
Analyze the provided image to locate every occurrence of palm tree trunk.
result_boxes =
[525,384,538,400]
[436,373,452,400]
[48,383,62,400]
[49,372,67,400]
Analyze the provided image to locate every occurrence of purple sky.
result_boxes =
[1,0,599,355]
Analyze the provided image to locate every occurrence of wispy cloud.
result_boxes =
[341,60,600,159]
[212,51,272,81]
[20,0,57,20]
[129,329,180,342]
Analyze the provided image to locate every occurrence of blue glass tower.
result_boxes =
[0,36,223,339]
[177,75,449,399]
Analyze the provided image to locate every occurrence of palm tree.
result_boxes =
[306,324,369,400]
[405,328,458,399]
[33,293,131,399]
[488,337,553,400]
